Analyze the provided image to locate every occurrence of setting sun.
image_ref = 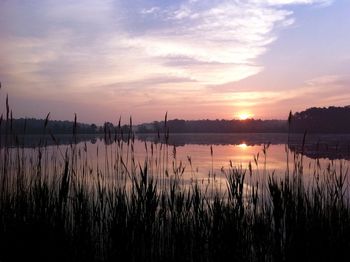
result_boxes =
[238,143,248,149]
[237,113,254,120]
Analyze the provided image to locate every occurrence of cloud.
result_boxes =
[1,0,329,88]
[113,0,333,89]
[0,0,337,122]
[252,0,332,5]
[305,75,350,87]
[207,73,350,109]
[141,7,160,15]
[123,1,292,84]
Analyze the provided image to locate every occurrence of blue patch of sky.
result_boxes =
[257,0,350,85]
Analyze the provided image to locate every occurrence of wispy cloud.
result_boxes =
[252,0,332,5]
[122,1,292,84]
[0,0,339,122]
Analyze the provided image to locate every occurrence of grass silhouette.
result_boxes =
[1,89,350,262]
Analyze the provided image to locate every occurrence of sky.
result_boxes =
[0,0,349,124]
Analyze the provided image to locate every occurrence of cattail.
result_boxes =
[44,112,50,128]
[10,110,13,132]
[6,94,9,121]
[73,113,77,135]
[288,110,293,126]
[187,156,192,165]
[248,161,252,177]
[301,130,307,155]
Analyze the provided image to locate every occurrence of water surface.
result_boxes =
[5,133,349,188]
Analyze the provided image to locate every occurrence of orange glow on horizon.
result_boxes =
[237,112,254,120]
[238,143,248,149]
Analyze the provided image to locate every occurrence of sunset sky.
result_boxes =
[0,0,349,124]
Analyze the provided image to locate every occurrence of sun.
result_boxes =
[238,143,248,149]
[237,112,253,120]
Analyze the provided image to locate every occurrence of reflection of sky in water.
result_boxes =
[78,138,350,183]
[5,134,350,192]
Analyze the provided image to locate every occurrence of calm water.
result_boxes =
[6,133,350,188]
[139,133,350,185]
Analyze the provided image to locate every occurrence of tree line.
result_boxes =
[1,106,350,135]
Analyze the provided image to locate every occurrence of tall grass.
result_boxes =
[1,91,350,261]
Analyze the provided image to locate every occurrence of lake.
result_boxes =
[2,132,350,261]
[3,132,350,192]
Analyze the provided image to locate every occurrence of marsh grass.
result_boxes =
[1,91,350,261]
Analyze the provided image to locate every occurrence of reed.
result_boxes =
[1,90,350,262]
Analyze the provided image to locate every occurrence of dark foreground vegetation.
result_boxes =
[1,94,350,261]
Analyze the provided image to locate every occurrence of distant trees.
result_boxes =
[137,119,288,133]
[291,106,350,133]
[136,106,350,134]
[2,105,350,135]
[0,118,134,136]
[0,118,99,135]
